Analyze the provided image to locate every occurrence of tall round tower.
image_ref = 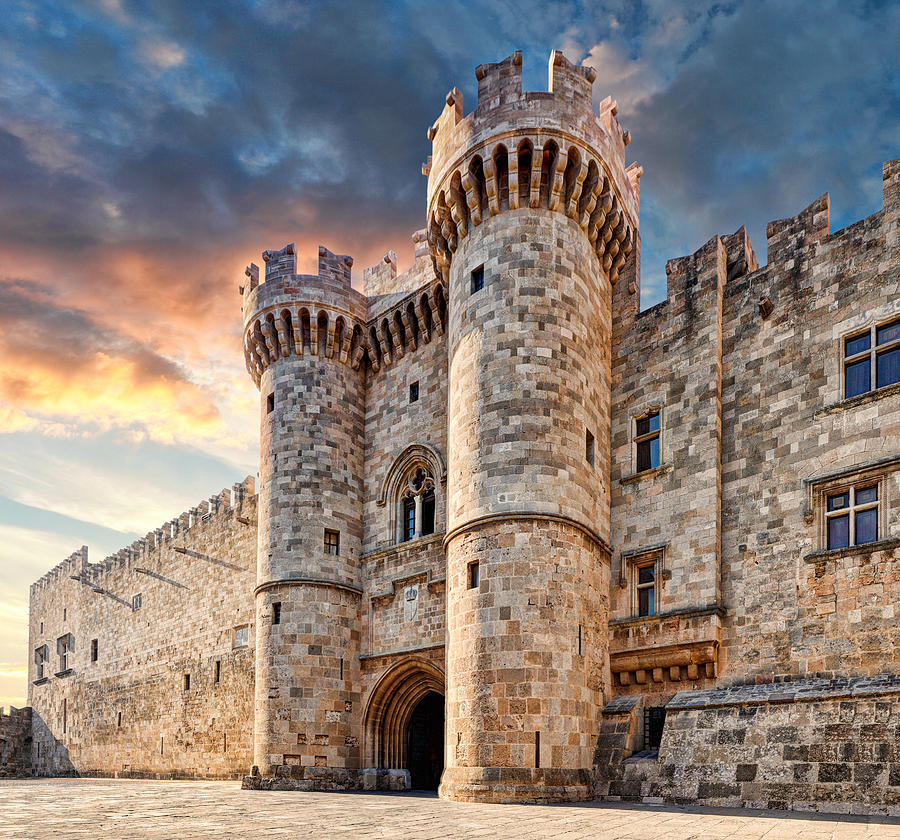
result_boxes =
[427,51,638,802]
[241,243,367,787]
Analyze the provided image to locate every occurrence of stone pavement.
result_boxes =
[1,779,898,840]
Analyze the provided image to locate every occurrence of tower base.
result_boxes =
[439,767,594,804]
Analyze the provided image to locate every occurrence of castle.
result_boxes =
[18,51,900,813]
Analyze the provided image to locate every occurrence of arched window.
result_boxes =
[399,467,436,542]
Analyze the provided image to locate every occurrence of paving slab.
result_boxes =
[1,779,898,840]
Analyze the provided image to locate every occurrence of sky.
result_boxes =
[0,0,898,708]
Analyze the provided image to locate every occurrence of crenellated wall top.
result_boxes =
[424,51,639,229]
[30,477,257,594]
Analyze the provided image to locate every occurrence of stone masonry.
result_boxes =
[24,50,899,815]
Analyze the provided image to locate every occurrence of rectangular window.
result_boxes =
[183,674,191,691]
[826,484,879,550]
[404,498,416,541]
[90,639,98,663]
[132,594,142,611]
[470,264,484,294]
[57,636,70,672]
[63,607,66,622]
[34,645,47,680]
[324,529,340,555]
[635,562,656,617]
[585,429,595,466]
[117,711,122,728]
[844,316,900,397]
[214,660,221,684]
[233,626,249,648]
[635,411,661,473]
[272,602,281,625]
[266,392,275,413]
[62,698,67,734]
[409,381,419,403]
[645,706,666,751]
[468,560,480,590]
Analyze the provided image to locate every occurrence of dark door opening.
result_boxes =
[406,691,444,790]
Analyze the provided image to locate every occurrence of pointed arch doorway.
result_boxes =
[364,658,445,790]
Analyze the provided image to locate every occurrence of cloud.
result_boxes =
[138,38,186,70]
[0,279,232,448]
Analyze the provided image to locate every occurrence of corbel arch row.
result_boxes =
[427,133,635,285]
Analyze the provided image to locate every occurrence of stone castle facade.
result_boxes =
[22,51,900,813]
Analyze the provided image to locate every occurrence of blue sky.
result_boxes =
[0,0,898,706]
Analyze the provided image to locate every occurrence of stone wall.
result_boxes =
[598,676,900,816]
[0,706,32,777]
[719,169,900,683]
[27,480,257,778]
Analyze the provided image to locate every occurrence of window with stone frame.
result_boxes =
[843,315,900,398]
[56,634,73,673]
[619,545,667,618]
[825,484,880,550]
[324,528,340,556]
[807,462,894,553]
[399,467,435,543]
[634,561,657,617]
[233,625,249,648]
[634,410,661,473]
[34,644,48,680]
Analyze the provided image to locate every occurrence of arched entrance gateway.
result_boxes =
[363,658,445,790]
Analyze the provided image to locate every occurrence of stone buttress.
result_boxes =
[425,51,639,802]
[241,244,367,787]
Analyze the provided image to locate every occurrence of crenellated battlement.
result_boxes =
[30,478,257,594]
[425,50,638,287]
[241,244,368,386]
[241,238,447,382]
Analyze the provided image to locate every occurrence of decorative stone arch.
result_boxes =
[376,443,447,543]
[363,657,445,771]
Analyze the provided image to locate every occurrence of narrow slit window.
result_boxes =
[90,639,98,663]
[635,411,661,473]
[117,711,122,728]
[272,602,281,625]
[409,381,419,403]
[266,392,275,413]
[534,731,541,768]
[214,660,221,683]
[421,489,435,536]
[585,429,595,466]
[468,560,480,590]
[324,529,340,556]
[403,497,416,542]
[470,264,484,294]
[183,673,191,691]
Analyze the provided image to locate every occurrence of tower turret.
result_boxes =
[428,51,639,803]
[241,243,367,786]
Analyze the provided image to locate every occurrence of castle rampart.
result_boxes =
[27,481,257,778]
[21,51,900,815]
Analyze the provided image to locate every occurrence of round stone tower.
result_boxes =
[426,51,639,802]
[241,243,368,787]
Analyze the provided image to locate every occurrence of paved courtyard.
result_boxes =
[0,779,898,840]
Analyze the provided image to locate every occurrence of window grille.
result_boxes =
[644,706,666,751]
